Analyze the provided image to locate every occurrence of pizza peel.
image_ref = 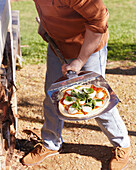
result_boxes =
[45,32,119,121]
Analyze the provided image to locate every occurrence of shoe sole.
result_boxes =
[22,151,60,166]
[121,161,129,170]
[121,149,131,170]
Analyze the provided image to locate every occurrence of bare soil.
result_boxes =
[10,61,136,170]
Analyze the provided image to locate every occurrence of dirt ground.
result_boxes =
[9,60,136,170]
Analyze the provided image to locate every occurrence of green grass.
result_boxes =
[11,0,47,64]
[104,0,136,61]
[11,0,136,64]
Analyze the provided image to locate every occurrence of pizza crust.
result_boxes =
[58,84,110,119]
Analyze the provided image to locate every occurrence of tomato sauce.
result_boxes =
[59,85,108,115]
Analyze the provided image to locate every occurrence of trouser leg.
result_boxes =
[82,44,130,148]
[41,45,64,150]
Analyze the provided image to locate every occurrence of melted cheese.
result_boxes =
[68,105,78,114]
[95,100,103,106]
[96,91,104,98]
[88,91,96,98]
[79,100,85,105]
[63,97,76,105]
[82,105,92,113]
[66,90,72,95]
[78,86,89,91]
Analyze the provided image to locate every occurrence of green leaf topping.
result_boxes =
[65,96,73,101]
[72,103,77,108]
[68,87,103,110]
[75,86,80,89]
[71,90,77,97]
[84,104,92,107]
[83,88,94,94]
[85,98,95,109]
[77,92,85,100]
[72,101,81,111]
[92,100,96,109]
[95,99,103,102]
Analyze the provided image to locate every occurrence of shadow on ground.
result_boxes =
[62,142,112,170]
[106,67,136,75]
[18,115,136,137]
[15,138,112,170]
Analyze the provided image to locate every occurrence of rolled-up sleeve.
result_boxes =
[64,0,109,33]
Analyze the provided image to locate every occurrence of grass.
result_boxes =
[104,0,136,61]
[11,0,47,64]
[11,0,136,64]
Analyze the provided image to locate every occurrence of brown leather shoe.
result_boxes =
[21,143,61,166]
[109,146,131,170]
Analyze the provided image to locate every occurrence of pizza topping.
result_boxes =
[96,91,104,98]
[63,96,76,105]
[59,84,109,116]
[65,96,73,101]
[85,98,95,109]
[78,86,89,91]
[75,86,81,89]
[71,90,78,97]
[71,90,85,100]
[82,105,92,113]
[74,88,80,93]
[79,100,86,105]
[95,99,103,106]
[72,101,82,111]
[77,92,86,100]
[68,105,78,114]
[66,90,72,95]
[82,87,94,94]
[88,90,96,98]
[71,89,84,97]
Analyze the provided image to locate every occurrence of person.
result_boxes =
[22,0,131,169]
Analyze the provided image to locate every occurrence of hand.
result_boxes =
[62,58,84,76]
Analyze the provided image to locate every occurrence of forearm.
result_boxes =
[62,28,103,75]
[77,27,102,68]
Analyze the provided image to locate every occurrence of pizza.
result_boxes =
[58,84,110,119]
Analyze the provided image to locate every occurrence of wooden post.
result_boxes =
[0,1,10,169]
[0,0,19,168]
[12,10,22,68]
[8,1,18,133]
[0,0,10,65]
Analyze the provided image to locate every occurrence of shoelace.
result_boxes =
[113,147,126,161]
[31,143,47,156]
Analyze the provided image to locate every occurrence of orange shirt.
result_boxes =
[34,0,109,59]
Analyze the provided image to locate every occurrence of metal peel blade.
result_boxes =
[47,71,119,121]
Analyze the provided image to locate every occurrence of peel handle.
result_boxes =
[65,70,78,79]
[44,32,68,65]
[36,18,77,78]
[44,33,78,78]
[36,17,67,65]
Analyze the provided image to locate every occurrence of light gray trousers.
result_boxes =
[41,44,130,150]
